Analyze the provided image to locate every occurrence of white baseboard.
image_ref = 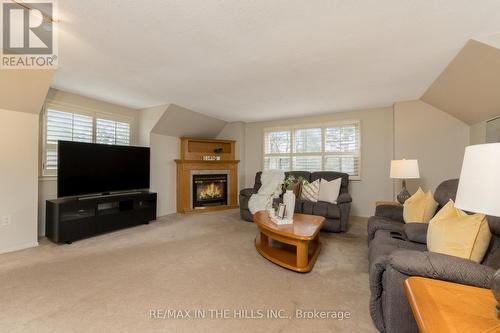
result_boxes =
[0,241,39,255]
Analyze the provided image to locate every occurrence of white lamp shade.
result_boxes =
[455,143,500,217]
[390,160,420,179]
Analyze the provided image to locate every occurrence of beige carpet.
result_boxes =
[0,210,376,333]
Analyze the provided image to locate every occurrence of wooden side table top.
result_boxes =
[404,277,500,333]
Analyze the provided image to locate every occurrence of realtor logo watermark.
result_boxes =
[1,0,57,69]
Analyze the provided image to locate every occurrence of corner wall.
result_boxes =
[141,104,228,217]
[394,100,470,194]
[470,121,487,145]
[0,109,39,253]
[150,134,179,216]
[138,105,167,146]
[216,122,246,192]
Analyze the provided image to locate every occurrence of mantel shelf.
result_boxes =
[175,159,240,164]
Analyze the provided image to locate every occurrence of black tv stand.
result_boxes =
[46,191,157,244]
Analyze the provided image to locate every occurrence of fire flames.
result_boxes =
[198,183,223,199]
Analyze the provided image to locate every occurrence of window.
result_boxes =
[96,118,130,145]
[42,104,133,175]
[263,120,361,179]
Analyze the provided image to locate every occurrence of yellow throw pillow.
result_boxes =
[430,199,466,222]
[427,200,492,263]
[403,187,438,223]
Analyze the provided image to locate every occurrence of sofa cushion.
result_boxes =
[318,178,342,204]
[301,200,340,219]
[311,171,349,193]
[404,223,428,244]
[403,187,438,223]
[301,179,320,202]
[427,201,491,263]
[239,188,255,198]
[369,230,427,271]
[433,179,459,210]
[367,216,405,242]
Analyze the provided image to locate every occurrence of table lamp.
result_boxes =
[454,143,500,319]
[390,159,420,204]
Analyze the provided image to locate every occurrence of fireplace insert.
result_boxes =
[192,174,228,208]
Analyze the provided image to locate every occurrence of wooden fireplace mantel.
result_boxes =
[175,138,240,214]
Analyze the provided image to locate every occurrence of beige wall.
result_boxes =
[138,105,167,146]
[0,109,39,253]
[394,100,470,194]
[470,121,487,145]
[38,89,141,236]
[0,69,54,114]
[150,134,179,216]
[216,122,246,192]
[486,117,500,143]
[243,107,395,217]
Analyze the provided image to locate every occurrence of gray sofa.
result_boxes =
[367,179,500,333]
[239,171,352,232]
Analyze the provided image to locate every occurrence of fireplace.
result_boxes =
[192,174,228,208]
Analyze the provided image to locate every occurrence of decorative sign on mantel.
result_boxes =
[202,155,221,161]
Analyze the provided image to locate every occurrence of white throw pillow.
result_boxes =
[318,178,342,204]
[301,179,320,202]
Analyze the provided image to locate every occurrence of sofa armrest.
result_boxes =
[403,223,428,244]
[375,205,404,223]
[239,188,255,198]
[389,249,495,289]
[337,193,352,204]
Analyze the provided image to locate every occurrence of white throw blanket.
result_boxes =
[248,170,285,214]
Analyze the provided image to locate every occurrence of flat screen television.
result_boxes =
[57,141,150,198]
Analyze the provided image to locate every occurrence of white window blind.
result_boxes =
[42,106,132,175]
[45,109,93,171]
[263,121,361,179]
[324,122,360,176]
[96,119,130,145]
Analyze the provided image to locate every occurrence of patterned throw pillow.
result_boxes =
[301,179,320,202]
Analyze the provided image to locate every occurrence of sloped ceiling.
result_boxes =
[421,39,500,124]
[51,1,500,122]
[0,69,54,114]
[151,104,226,138]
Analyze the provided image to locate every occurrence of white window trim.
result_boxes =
[41,101,136,177]
[262,120,362,180]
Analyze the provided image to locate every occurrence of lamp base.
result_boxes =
[397,180,411,204]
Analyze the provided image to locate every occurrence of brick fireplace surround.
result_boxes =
[175,137,239,213]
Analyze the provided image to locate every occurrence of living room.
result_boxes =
[1,1,500,332]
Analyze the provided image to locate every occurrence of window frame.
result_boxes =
[262,120,362,180]
[41,101,135,177]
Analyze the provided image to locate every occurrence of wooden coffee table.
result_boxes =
[254,211,325,273]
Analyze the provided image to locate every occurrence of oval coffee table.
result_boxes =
[254,211,325,273]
